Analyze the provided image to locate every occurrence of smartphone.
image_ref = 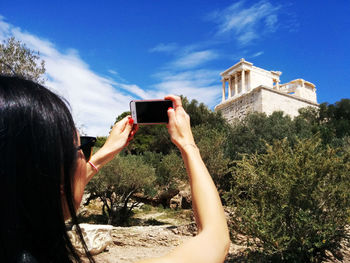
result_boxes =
[129,99,174,124]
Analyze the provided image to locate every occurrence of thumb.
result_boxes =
[122,117,134,136]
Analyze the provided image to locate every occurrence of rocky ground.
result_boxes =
[78,202,350,263]
[80,223,350,263]
[84,223,247,263]
[82,223,350,263]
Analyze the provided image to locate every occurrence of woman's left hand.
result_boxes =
[103,116,138,158]
[89,116,138,171]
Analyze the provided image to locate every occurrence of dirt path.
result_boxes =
[83,224,246,263]
[84,224,350,263]
[90,225,192,263]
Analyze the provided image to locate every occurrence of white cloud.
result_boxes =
[151,69,222,107]
[265,14,278,32]
[210,0,280,46]
[108,69,118,75]
[171,50,219,69]
[0,17,138,136]
[116,83,151,99]
[148,45,222,107]
[149,43,178,53]
[251,51,264,58]
[238,31,258,45]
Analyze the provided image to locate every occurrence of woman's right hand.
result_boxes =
[165,95,196,152]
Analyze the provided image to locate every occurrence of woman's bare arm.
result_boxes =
[71,116,137,211]
[137,95,230,263]
[86,116,137,182]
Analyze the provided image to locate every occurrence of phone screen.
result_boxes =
[133,100,173,124]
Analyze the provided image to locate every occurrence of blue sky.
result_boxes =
[1,0,349,135]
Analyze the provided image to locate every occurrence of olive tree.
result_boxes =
[0,37,45,83]
[85,154,156,225]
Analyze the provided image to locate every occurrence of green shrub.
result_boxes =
[193,124,231,191]
[85,154,156,226]
[225,137,350,262]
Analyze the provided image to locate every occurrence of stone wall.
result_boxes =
[215,88,262,123]
[215,86,318,123]
[249,66,275,90]
[260,87,318,118]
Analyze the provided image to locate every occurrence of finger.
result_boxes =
[129,129,136,137]
[122,117,134,136]
[167,106,176,126]
[164,95,182,109]
[127,126,138,141]
[113,116,130,132]
[132,124,139,133]
[132,125,139,134]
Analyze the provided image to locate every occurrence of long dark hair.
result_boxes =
[0,75,94,262]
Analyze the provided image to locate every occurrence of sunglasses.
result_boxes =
[77,136,97,161]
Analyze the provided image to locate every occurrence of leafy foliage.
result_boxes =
[192,124,231,191]
[128,124,173,154]
[226,111,297,160]
[181,96,229,132]
[134,151,186,208]
[319,99,350,145]
[296,100,350,147]
[85,153,156,225]
[95,136,107,148]
[0,37,46,83]
[151,151,186,191]
[225,137,350,262]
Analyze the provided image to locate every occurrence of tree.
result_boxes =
[293,107,320,140]
[128,124,173,155]
[95,136,107,148]
[141,151,186,193]
[296,100,350,147]
[192,124,231,192]
[0,37,46,83]
[85,154,156,225]
[181,96,229,132]
[112,111,175,155]
[225,137,350,262]
[226,111,296,160]
[319,99,350,142]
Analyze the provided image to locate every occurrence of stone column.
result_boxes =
[247,70,250,92]
[276,80,280,90]
[222,79,226,102]
[228,77,232,98]
[241,70,245,93]
[234,74,238,96]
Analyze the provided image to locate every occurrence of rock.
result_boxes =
[169,194,181,209]
[170,190,192,209]
[157,189,179,208]
[68,223,114,255]
[167,223,197,236]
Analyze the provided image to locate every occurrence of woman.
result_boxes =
[0,75,230,262]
